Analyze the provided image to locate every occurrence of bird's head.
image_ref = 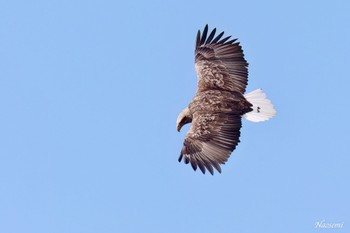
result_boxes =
[176,107,192,132]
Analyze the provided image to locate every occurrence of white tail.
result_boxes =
[243,89,276,122]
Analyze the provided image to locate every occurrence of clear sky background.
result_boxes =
[0,0,349,232]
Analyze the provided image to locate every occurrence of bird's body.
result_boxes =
[177,25,276,175]
[189,90,251,115]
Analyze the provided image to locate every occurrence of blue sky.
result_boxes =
[0,0,349,232]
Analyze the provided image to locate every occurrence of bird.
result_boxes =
[176,25,276,175]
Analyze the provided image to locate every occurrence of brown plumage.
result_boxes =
[177,25,276,175]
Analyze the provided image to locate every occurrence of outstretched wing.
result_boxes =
[178,112,242,175]
[195,25,248,94]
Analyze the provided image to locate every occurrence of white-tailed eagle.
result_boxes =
[177,25,276,175]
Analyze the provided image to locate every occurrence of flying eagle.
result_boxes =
[177,25,276,175]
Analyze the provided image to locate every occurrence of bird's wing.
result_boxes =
[178,112,242,175]
[195,25,248,94]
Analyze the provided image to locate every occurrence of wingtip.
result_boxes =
[190,160,198,171]
[218,35,231,44]
[196,30,201,48]
[197,25,240,48]
[199,166,206,174]
[211,31,224,44]
[200,25,209,45]
[205,27,216,44]
[178,153,183,162]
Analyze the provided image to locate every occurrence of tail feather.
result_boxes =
[243,89,276,122]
